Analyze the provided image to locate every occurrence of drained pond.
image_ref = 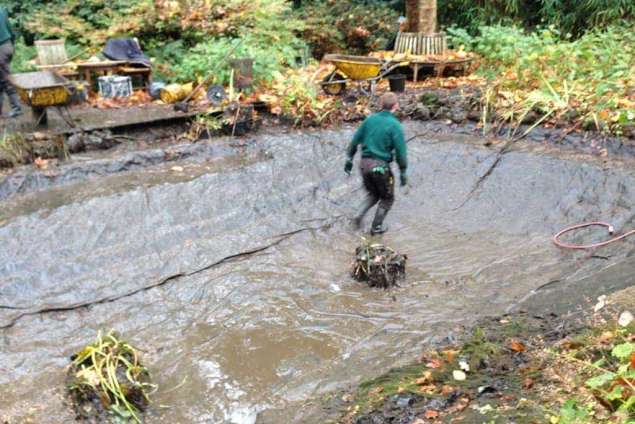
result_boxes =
[1,121,634,423]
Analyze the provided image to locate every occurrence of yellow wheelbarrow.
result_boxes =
[321,54,409,96]
[9,71,75,127]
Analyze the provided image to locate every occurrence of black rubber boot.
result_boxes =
[370,206,389,235]
[353,196,377,229]
[7,93,22,118]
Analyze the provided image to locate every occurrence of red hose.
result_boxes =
[553,222,635,250]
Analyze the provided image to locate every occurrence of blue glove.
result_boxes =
[344,158,353,175]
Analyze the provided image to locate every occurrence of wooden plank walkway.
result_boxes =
[0,101,202,135]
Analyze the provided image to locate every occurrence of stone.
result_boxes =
[450,107,468,124]
[433,106,450,120]
[413,103,431,121]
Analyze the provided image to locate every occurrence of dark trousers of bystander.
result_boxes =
[0,40,20,116]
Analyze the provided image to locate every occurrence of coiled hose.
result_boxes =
[553,222,635,250]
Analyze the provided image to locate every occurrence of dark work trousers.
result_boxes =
[361,158,395,210]
[0,40,17,100]
[354,158,395,230]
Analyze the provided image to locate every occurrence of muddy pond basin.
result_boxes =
[1,121,634,423]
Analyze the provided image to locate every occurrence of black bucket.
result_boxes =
[388,74,406,93]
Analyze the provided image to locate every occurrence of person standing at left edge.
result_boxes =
[345,92,408,235]
[0,6,22,118]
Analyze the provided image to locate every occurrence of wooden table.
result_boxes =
[409,57,474,81]
[76,61,152,90]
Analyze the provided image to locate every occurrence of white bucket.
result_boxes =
[98,76,133,98]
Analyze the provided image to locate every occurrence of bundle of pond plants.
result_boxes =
[352,243,407,289]
[66,331,156,423]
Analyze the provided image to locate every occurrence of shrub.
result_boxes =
[293,1,398,58]
[448,24,635,135]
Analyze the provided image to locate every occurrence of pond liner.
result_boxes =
[0,221,340,330]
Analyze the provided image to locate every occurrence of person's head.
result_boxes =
[380,92,399,113]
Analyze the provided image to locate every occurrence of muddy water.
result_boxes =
[1,122,634,423]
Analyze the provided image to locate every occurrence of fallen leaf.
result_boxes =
[441,385,454,395]
[368,386,384,397]
[442,350,459,362]
[341,393,353,403]
[34,157,49,170]
[453,370,467,381]
[631,352,635,369]
[449,396,470,412]
[510,340,526,352]
[419,384,437,394]
[618,311,633,327]
[427,358,445,369]
[599,331,615,344]
[561,340,584,350]
[424,410,439,419]
[523,377,534,389]
[415,371,434,385]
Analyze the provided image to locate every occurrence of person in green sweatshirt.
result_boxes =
[345,92,408,235]
[0,6,22,118]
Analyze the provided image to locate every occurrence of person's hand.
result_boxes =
[400,173,408,186]
[344,159,353,175]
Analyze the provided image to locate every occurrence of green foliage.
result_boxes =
[557,400,591,423]
[554,319,635,422]
[11,39,37,72]
[292,1,398,58]
[448,24,635,135]
[9,0,151,45]
[168,3,306,85]
[171,35,299,85]
[438,0,635,36]
[612,343,635,360]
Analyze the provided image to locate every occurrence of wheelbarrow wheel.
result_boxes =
[322,71,347,96]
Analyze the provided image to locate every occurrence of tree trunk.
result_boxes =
[406,0,437,34]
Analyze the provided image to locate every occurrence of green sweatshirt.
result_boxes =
[347,110,408,172]
[0,7,15,46]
